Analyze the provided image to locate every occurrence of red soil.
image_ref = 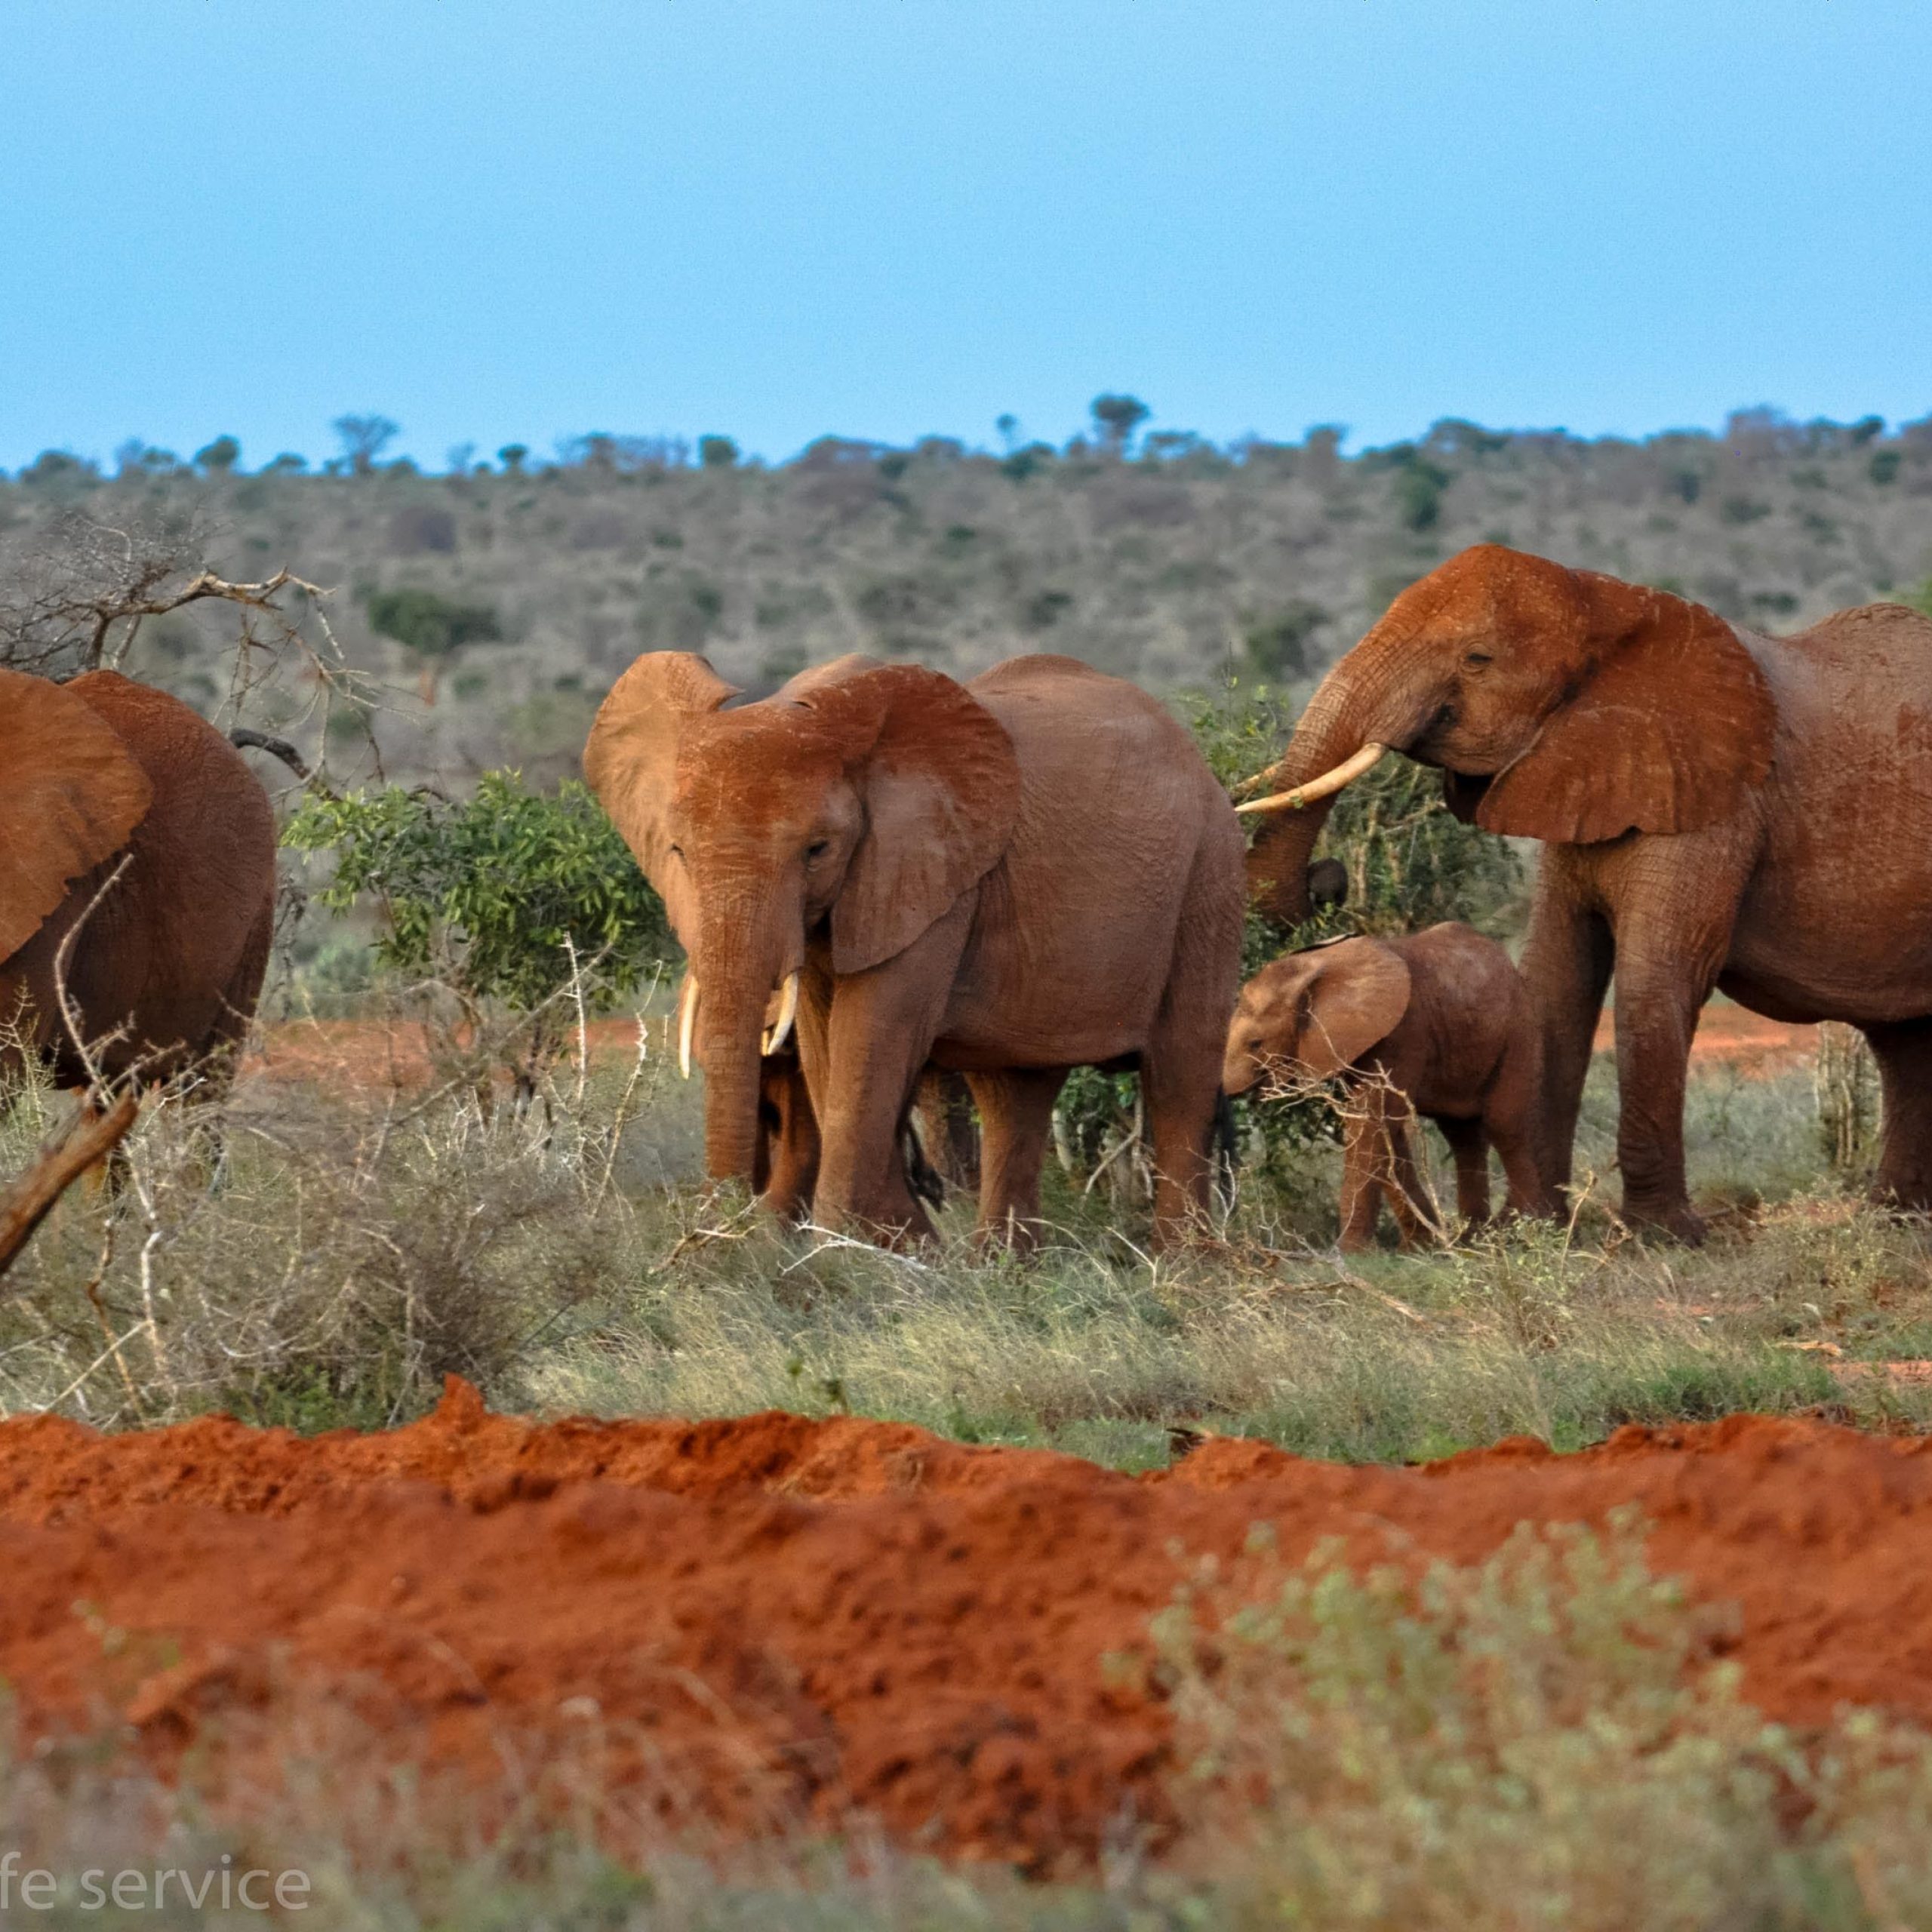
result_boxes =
[2,1383,1930,1863]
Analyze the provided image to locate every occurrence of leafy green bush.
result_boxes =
[1187,676,1522,955]
[285,773,675,1032]
[1392,454,1450,530]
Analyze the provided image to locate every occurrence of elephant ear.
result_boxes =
[772,651,884,698]
[1475,574,1775,844]
[0,669,153,964]
[793,664,1021,976]
[1300,939,1411,1081]
[583,652,740,948]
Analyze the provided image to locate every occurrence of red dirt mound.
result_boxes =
[2,1384,1929,1864]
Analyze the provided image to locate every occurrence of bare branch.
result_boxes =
[0,1094,140,1282]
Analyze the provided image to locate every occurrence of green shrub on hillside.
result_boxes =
[363,586,503,660]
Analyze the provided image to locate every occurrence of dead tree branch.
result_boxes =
[0,1094,140,1281]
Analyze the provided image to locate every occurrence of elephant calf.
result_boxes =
[1223,922,1548,1251]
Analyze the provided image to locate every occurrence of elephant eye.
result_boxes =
[1464,650,1494,668]
[668,843,685,860]
[805,838,830,860]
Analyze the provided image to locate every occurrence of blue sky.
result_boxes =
[3,1,1927,471]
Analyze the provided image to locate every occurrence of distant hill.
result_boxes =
[5,409,1929,789]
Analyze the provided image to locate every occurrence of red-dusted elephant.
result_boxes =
[2,669,277,1088]
[1240,543,1932,1240]
[587,651,1242,1247]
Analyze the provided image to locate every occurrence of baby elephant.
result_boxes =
[1223,923,1549,1250]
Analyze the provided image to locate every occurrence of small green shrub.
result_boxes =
[285,772,676,1023]
[363,585,503,658]
[1151,1514,1878,1928]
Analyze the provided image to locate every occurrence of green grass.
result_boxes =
[5,1034,1929,1461]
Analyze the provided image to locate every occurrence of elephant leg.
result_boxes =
[964,1067,1069,1253]
[1608,945,1720,1243]
[1601,829,1749,1242]
[1337,1099,1383,1252]
[1142,1047,1229,1245]
[1862,1019,1932,1211]
[1139,821,1243,1248]
[914,1068,980,1192]
[1484,1031,1555,1220]
[813,903,971,1244]
[757,1055,820,1225]
[1438,1115,1492,1230]
[1485,1098,1549,1223]
[199,889,275,1101]
[1379,1103,1437,1250]
[1517,860,1612,1201]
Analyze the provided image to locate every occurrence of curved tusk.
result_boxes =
[761,971,800,1057]
[1232,742,1389,816]
[677,974,699,1079]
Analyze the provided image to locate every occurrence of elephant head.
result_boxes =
[0,668,153,966]
[1223,937,1412,1095]
[585,652,1020,1183]
[1240,545,1777,921]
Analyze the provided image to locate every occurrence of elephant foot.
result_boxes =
[1866,1183,1932,1223]
[1621,1198,1707,1247]
[1868,1151,1932,1215]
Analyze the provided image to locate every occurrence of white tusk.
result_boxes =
[1233,742,1389,816]
[761,971,800,1057]
[677,974,699,1079]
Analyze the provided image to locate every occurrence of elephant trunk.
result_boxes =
[697,988,766,1184]
[693,894,799,1186]
[1244,631,1438,924]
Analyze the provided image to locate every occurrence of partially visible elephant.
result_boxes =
[912,1066,980,1194]
[1223,923,1547,1250]
[677,974,975,1224]
[1239,543,1932,1239]
[2,669,278,1088]
[751,1048,972,1223]
[587,651,1243,1247]
[753,1048,821,1220]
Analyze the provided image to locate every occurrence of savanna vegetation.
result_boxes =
[3,416,1930,1927]
[5,399,1930,792]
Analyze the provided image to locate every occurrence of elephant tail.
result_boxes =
[231,729,339,798]
[1211,1087,1239,1213]
[902,1118,946,1211]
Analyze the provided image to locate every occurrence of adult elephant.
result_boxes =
[586,651,1242,1246]
[1239,543,1932,1241]
[2,668,277,1088]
